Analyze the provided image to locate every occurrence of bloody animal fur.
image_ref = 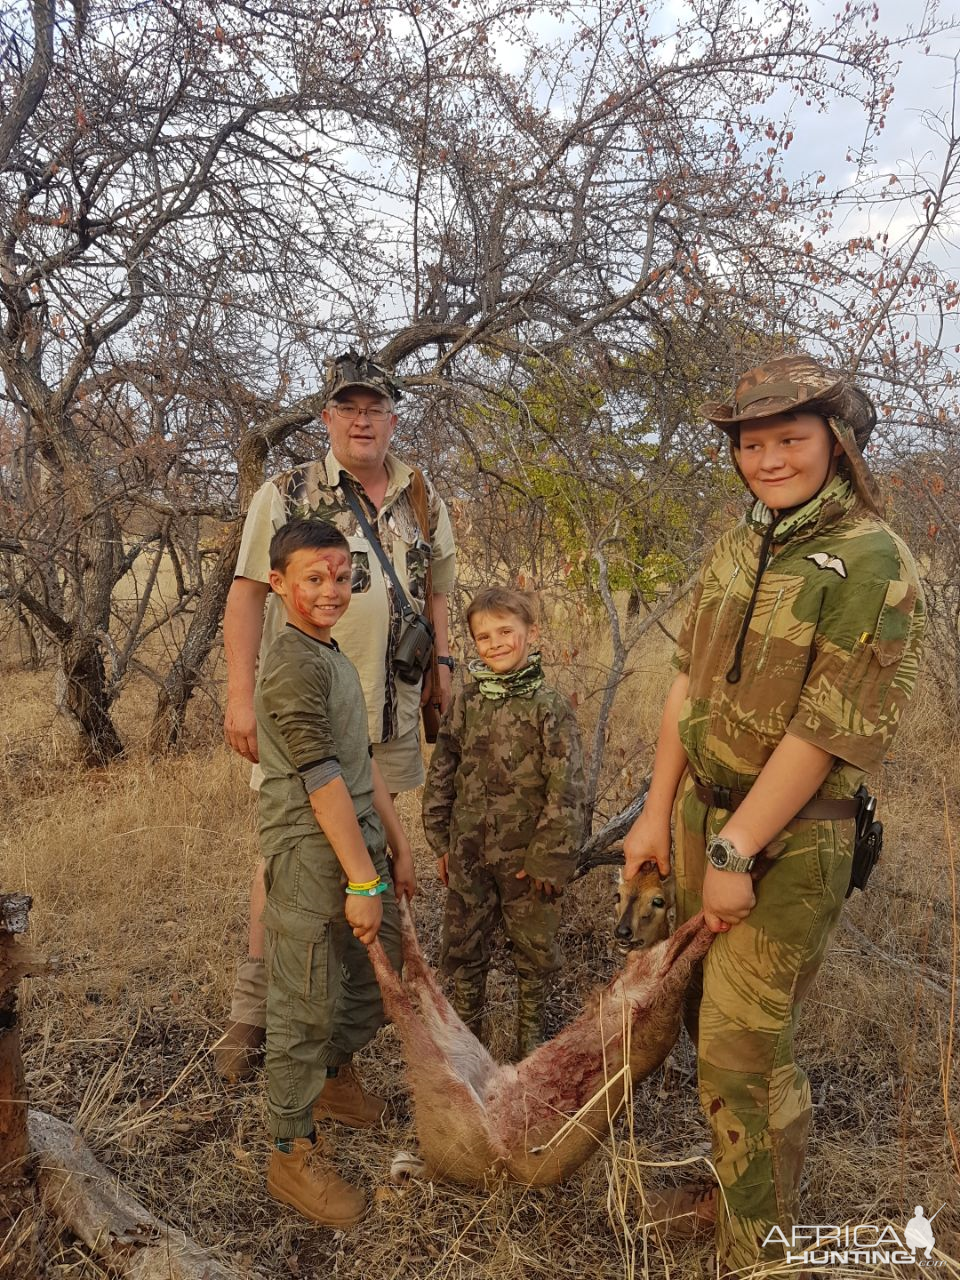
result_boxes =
[614,859,675,953]
[366,898,713,1186]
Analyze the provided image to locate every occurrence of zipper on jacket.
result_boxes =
[755,587,784,673]
[726,513,785,684]
[709,565,741,644]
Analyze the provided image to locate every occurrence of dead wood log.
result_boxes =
[1,892,40,1181]
[28,1110,243,1280]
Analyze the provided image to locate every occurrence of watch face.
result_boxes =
[711,844,728,868]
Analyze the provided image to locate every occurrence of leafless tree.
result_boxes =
[1,0,957,764]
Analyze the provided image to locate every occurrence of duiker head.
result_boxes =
[614,859,674,953]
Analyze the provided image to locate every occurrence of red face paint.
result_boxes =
[273,547,353,640]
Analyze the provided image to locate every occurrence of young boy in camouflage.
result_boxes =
[422,587,586,1058]
[623,355,924,1275]
[256,518,415,1228]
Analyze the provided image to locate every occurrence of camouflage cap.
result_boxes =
[700,353,883,516]
[323,349,403,405]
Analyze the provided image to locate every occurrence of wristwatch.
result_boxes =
[706,835,756,874]
[437,656,456,671]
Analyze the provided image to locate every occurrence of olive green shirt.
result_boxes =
[256,625,374,856]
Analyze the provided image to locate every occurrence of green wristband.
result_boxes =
[345,880,389,897]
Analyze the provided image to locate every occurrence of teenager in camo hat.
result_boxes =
[623,353,924,1275]
[701,352,885,514]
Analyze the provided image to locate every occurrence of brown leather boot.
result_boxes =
[267,1136,366,1228]
[642,1182,717,1237]
[312,1061,386,1129]
[213,1020,265,1083]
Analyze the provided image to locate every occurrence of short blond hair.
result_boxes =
[466,586,538,633]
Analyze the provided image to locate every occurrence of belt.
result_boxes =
[692,778,859,821]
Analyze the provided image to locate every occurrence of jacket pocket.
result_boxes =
[755,587,785,673]
[870,580,917,667]
[708,564,741,645]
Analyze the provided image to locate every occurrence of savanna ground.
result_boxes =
[0,612,958,1280]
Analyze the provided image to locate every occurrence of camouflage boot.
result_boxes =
[515,971,547,1059]
[452,973,487,1045]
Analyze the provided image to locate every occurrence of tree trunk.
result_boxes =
[58,630,125,764]
[586,546,626,831]
[15,602,42,669]
[28,1110,242,1279]
[147,524,243,754]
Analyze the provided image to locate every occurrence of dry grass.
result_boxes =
[0,617,958,1279]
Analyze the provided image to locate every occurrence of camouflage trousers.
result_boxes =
[674,774,853,1275]
[441,838,563,982]
[261,815,401,1141]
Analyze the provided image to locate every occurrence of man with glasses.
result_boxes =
[216,352,457,1095]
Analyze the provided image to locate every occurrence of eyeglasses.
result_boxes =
[330,405,392,424]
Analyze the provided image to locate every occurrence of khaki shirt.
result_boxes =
[674,478,925,797]
[236,449,456,744]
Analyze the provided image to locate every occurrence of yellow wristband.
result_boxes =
[347,877,381,892]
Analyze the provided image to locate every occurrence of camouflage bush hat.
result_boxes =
[699,353,883,515]
[323,350,403,405]
[699,353,875,446]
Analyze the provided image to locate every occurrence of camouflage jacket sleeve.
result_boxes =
[523,695,587,885]
[787,546,925,773]
[421,687,466,857]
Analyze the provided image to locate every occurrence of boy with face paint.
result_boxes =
[623,355,925,1274]
[255,518,415,1228]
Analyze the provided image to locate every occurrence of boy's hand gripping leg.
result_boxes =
[346,894,384,946]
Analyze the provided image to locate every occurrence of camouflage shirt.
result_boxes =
[422,678,587,884]
[674,476,924,797]
[236,450,456,744]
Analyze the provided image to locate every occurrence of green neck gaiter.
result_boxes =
[469,651,545,701]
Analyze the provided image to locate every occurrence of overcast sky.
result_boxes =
[488,1,960,266]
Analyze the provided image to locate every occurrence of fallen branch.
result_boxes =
[570,780,650,881]
[1,893,46,1181]
[28,1110,244,1280]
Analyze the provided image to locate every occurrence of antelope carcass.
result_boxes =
[366,898,712,1187]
